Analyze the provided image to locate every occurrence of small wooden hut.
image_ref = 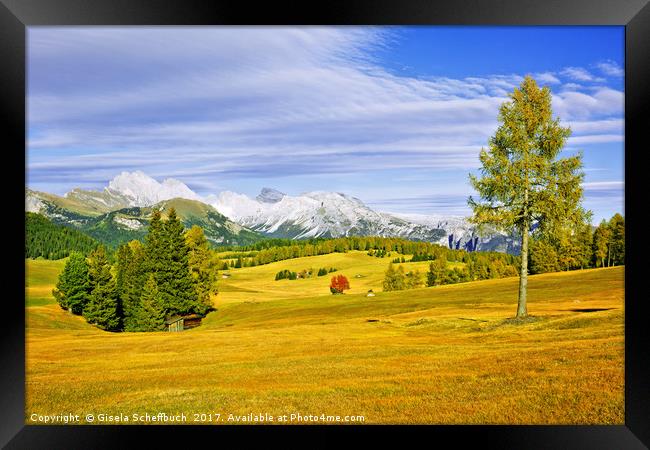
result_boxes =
[165,314,204,332]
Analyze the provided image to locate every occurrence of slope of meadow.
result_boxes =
[215,250,465,303]
[25,254,624,424]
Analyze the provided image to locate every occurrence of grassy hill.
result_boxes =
[25,254,624,424]
[25,258,67,307]
[214,250,466,303]
[27,188,110,217]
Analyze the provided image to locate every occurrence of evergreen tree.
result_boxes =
[158,208,199,316]
[83,246,120,330]
[145,209,166,274]
[52,252,91,314]
[132,274,166,331]
[468,75,588,317]
[118,240,147,331]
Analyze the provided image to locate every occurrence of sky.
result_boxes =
[27,26,624,223]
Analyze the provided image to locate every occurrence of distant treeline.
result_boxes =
[26,212,101,259]
[217,237,330,252]
[383,253,519,292]
[529,213,624,274]
[216,236,519,270]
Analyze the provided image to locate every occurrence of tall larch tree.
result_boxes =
[468,75,588,318]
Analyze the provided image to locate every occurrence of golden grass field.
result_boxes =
[25,252,624,424]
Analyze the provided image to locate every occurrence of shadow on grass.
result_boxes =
[565,308,615,313]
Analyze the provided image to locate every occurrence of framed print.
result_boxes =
[3,0,649,447]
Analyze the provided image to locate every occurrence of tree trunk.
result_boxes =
[517,223,528,318]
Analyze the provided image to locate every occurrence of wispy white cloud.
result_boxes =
[583,181,624,190]
[560,66,606,83]
[595,60,624,77]
[535,72,561,84]
[560,82,585,91]
[552,87,623,120]
[565,118,623,134]
[567,134,624,145]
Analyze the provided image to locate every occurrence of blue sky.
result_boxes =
[27,26,624,223]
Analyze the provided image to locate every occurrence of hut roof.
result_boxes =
[165,314,203,325]
[183,314,203,320]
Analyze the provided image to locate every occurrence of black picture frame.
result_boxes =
[2,0,648,448]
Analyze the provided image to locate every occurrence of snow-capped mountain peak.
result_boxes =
[65,171,203,208]
[107,171,201,206]
[210,187,519,253]
[211,188,447,241]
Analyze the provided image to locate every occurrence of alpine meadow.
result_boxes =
[26,27,624,425]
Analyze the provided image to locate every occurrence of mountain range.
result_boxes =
[26,171,519,253]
